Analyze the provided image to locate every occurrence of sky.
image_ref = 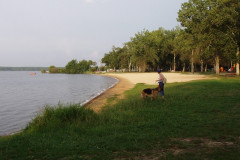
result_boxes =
[0,0,188,67]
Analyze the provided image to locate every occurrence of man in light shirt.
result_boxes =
[156,69,165,98]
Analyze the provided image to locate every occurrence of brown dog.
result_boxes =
[141,85,161,100]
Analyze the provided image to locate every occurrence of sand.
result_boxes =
[106,72,210,85]
[85,72,211,112]
[85,75,134,112]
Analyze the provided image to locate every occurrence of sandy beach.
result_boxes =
[86,72,211,112]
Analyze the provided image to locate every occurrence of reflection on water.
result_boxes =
[0,71,118,136]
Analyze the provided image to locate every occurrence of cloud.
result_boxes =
[83,0,94,3]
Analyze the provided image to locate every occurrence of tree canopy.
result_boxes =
[101,0,240,75]
[48,59,96,74]
[65,59,95,74]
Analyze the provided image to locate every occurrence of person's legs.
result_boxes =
[158,82,164,97]
[161,83,164,98]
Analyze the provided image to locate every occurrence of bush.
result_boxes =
[41,69,46,73]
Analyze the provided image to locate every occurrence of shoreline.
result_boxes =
[85,72,212,112]
[85,74,134,112]
[80,76,120,106]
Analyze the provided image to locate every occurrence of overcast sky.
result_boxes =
[0,0,188,67]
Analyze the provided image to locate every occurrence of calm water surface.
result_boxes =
[0,71,118,136]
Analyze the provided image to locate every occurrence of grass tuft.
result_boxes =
[25,104,98,132]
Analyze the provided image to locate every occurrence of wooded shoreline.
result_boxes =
[0,67,48,71]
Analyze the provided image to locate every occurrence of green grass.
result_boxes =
[0,78,240,159]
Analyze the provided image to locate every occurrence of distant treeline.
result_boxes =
[48,60,99,74]
[0,67,49,71]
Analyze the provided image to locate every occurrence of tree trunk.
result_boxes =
[191,49,194,74]
[205,64,207,72]
[236,47,239,76]
[215,56,220,75]
[201,60,204,72]
[128,61,131,72]
[140,62,146,72]
[173,53,176,72]
[144,62,146,72]
[182,63,185,72]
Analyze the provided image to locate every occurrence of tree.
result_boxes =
[78,60,89,73]
[152,28,169,71]
[172,29,193,72]
[209,0,240,75]
[162,29,179,72]
[65,59,79,74]
[178,0,237,75]
[129,29,159,72]
[41,69,46,73]
[116,46,129,71]
[65,59,96,74]
[102,27,185,72]
[102,46,120,71]
[48,66,59,73]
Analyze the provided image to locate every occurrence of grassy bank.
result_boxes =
[0,78,240,160]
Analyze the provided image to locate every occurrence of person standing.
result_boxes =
[156,69,165,98]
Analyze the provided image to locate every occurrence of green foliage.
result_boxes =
[65,59,96,74]
[25,104,98,132]
[58,68,65,73]
[0,67,48,71]
[178,0,239,72]
[65,59,79,74]
[101,0,240,74]
[102,28,182,72]
[48,65,59,73]
[102,46,121,71]
[173,29,192,64]
[78,60,89,73]
[41,69,46,73]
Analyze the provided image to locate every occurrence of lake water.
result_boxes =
[0,71,118,136]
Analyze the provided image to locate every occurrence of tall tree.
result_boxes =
[102,46,120,71]
[78,60,89,73]
[173,29,193,72]
[209,0,240,75]
[178,0,237,75]
[129,30,158,72]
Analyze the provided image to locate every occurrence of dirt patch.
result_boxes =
[112,137,238,159]
[175,137,235,148]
